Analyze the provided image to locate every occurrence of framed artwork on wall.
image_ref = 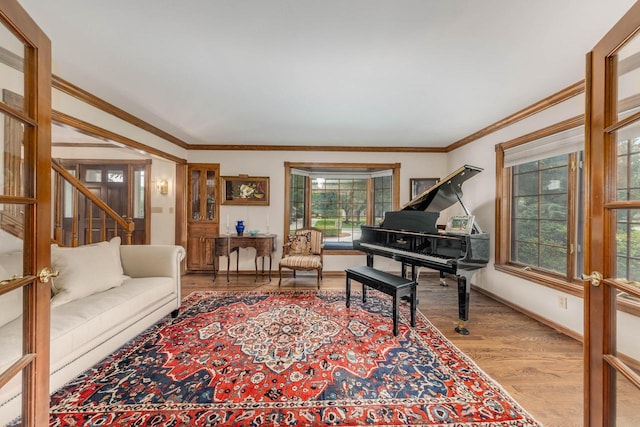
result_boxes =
[410,177,439,200]
[221,175,270,205]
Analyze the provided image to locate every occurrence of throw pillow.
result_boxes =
[288,232,311,255]
[50,238,126,307]
[107,236,125,276]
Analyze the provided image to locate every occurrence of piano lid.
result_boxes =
[402,164,483,213]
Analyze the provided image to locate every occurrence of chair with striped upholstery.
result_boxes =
[278,228,323,288]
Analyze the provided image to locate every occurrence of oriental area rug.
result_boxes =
[47,290,541,426]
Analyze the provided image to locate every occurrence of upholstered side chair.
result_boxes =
[278,228,323,288]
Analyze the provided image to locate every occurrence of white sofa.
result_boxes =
[0,239,185,425]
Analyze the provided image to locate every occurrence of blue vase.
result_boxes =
[235,220,245,236]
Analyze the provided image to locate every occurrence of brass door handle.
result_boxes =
[581,271,603,287]
[39,267,59,283]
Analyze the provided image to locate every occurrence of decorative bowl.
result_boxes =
[248,229,259,236]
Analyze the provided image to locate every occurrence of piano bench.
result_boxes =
[345,265,416,336]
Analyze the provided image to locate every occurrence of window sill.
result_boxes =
[494,263,640,317]
[494,263,584,298]
[325,248,360,255]
[323,242,354,251]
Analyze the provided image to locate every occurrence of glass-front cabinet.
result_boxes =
[187,164,220,271]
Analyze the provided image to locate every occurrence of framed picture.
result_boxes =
[221,175,270,205]
[410,178,439,200]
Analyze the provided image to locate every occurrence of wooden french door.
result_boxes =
[0,2,52,426]
[585,1,640,425]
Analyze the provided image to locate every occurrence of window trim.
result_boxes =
[284,162,400,252]
[495,116,585,297]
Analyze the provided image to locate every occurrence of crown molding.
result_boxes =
[446,81,585,152]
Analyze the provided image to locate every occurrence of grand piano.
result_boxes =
[353,164,489,335]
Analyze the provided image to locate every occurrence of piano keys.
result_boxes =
[353,164,489,335]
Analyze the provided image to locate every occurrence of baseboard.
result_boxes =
[471,285,583,342]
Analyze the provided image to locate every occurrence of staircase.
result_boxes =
[52,160,135,246]
[0,159,135,247]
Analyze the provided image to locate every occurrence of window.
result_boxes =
[284,162,400,250]
[496,118,585,293]
[289,173,306,231]
[133,170,145,219]
[373,175,393,225]
[511,154,571,274]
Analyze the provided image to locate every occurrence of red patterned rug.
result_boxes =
[47,290,541,426]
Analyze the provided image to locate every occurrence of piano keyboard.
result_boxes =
[358,242,455,265]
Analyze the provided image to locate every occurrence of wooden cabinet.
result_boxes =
[186,164,219,271]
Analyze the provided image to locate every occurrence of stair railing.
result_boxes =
[51,160,134,246]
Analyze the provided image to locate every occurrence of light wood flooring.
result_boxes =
[180,270,619,427]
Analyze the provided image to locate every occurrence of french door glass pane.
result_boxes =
[0,111,25,198]
[0,205,25,400]
[617,31,640,119]
[615,369,640,426]
[0,21,25,111]
[614,209,640,282]
[0,204,25,275]
[616,123,640,202]
[614,289,640,426]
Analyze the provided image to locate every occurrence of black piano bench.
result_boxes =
[345,265,416,336]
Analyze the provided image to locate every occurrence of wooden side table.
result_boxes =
[213,234,276,282]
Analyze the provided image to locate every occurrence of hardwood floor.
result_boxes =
[179,270,624,427]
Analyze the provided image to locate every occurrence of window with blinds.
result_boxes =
[496,120,585,288]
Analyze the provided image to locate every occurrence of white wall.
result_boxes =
[51,88,188,244]
[149,158,177,245]
[188,149,448,274]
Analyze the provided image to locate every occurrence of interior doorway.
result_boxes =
[59,160,151,245]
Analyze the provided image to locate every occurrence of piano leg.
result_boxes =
[400,263,416,280]
[455,274,471,335]
[366,253,374,267]
[439,271,447,287]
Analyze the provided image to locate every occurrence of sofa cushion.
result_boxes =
[0,276,175,411]
[105,236,125,276]
[49,276,174,371]
[50,238,126,307]
[279,254,322,269]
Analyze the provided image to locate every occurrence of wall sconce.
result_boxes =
[157,179,169,195]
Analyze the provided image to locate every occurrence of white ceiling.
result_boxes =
[18,0,638,148]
